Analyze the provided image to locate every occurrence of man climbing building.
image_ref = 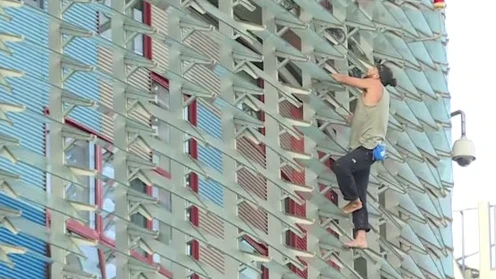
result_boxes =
[330,64,396,248]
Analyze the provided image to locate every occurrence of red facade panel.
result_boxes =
[199,211,225,238]
[318,152,341,271]
[286,102,309,278]
[200,243,226,273]
[237,136,269,232]
[188,99,201,279]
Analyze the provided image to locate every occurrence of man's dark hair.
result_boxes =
[377,64,397,87]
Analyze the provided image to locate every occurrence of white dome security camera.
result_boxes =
[450,110,476,167]
[452,136,476,167]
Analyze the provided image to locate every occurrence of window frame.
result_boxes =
[282,110,339,274]
[44,5,271,276]
[151,78,172,173]
[64,139,96,227]
[97,145,154,245]
[240,237,269,279]
[43,111,173,279]
[97,0,145,55]
[44,2,173,278]
[24,0,43,9]
[151,72,202,271]
[153,73,270,279]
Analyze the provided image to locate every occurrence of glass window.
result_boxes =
[24,0,43,8]
[183,96,191,154]
[153,82,170,109]
[184,137,190,154]
[239,239,262,279]
[233,71,262,121]
[129,179,148,257]
[157,186,172,212]
[101,151,149,241]
[151,81,171,171]
[132,0,144,55]
[183,99,189,120]
[186,207,191,221]
[152,214,161,265]
[130,179,147,227]
[239,102,262,120]
[65,139,96,228]
[66,244,102,278]
[152,184,172,266]
[105,255,117,279]
[239,239,258,254]
[102,148,116,240]
[186,242,192,255]
[240,268,260,279]
[101,149,149,248]
[153,220,172,268]
[98,0,144,55]
[98,0,111,39]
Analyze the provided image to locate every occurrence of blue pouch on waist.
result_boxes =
[372,143,387,161]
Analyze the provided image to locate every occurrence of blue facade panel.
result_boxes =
[60,4,102,132]
[0,194,46,279]
[0,4,100,278]
[0,6,50,279]
[197,103,224,206]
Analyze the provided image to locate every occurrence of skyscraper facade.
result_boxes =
[0,0,453,278]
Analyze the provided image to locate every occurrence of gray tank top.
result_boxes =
[349,90,390,150]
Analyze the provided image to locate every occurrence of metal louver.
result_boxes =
[0,0,455,278]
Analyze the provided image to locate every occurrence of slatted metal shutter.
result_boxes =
[196,102,226,272]
[197,102,224,206]
[198,211,225,272]
[0,6,51,279]
[149,6,228,275]
[150,5,169,70]
[0,4,105,278]
[237,138,268,233]
[284,101,308,278]
[62,4,102,132]
[0,195,47,279]
[99,4,152,158]
[279,100,306,185]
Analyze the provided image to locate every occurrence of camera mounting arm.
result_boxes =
[450,110,466,137]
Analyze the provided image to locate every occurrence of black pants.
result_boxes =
[331,146,374,232]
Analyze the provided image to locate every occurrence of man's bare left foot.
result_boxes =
[345,230,368,249]
[345,239,368,249]
[342,199,362,214]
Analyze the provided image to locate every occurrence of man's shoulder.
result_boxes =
[363,78,383,88]
[363,82,384,104]
[364,80,383,94]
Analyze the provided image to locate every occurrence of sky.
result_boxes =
[445,0,496,269]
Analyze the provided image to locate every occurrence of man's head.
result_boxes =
[366,64,397,87]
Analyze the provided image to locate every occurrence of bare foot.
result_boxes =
[342,199,362,214]
[345,239,368,249]
[345,230,368,249]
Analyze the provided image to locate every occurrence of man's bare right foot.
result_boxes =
[342,199,362,214]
